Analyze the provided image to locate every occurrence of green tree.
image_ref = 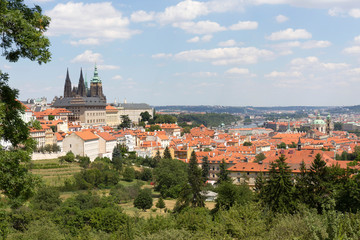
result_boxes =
[119,115,131,129]
[147,125,162,132]
[140,111,151,122]
[163,146,172,159]
[60,151,75,163]
[77,156,90,169]
[153,158,188,198]
[31,186,61,211]
[288,142,297,148]
[243,141,252,146]
[154,150,161,163]
[156,197,166,211]
[294,161,308,199]
[123,166,135,182]
[111,144,123,171]
[334,122,343,131]
[48,115,54,120]
[254,153,266,163]
[277,142,287,149]
[216,160,231,184]
[262,155,295,213]
[141,168,152,181]
[201,156,209,183]
[215,181,253,210]
[0,0,51,208]
[187,151,205,208]
[134,189,153,211]
[308,153,332,213]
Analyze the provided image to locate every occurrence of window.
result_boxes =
[70,144,72,148]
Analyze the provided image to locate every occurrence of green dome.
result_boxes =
[313,119,325,125]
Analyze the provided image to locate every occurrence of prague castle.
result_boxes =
[52,66,107,125]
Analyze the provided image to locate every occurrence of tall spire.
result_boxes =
[77,68,86,97]
[91,63,101,83]
[64,68,72,97]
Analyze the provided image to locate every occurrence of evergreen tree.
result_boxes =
[163,146,172,159]
[263,155,295,213]
[294,161,311,204]
[187,151,205,207]
[308,153,332,213]
[154,150,161,162]
[156,197,166,211]
[216,160,231,184]
[201,156,209,183]
[111,144,122,171]
[254,171,265,195]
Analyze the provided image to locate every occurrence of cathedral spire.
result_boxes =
[91,63,101,83]
[78,68,86,97]
[64,68,72,97]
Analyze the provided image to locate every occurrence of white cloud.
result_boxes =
[112,75,123,80]
[343,46,360,54]
[349,8,360,18]
[290,56,348,70]
[46,2,140,42]
[229,21,258,30]
[97,65,120,70]
[267,28,312,41]
[175,71,218,77]
[130,0,245,25]
[301,40,331,49]
[225,67,250,74]
[265,71,301,78]
[157,0,209,24]
[202,34,213,42]
[328,7,345,17]
[187,35,212,43]
[187,36,200,43]
[3,64,11,69]
[71,50,103,63]
[275,14,288,23]
[70,38,100,46]
[172,20,226,34]
[267,56,351,89]
[218,39,236,47]
[131,10,155,22]
[152,53,173,59]
[354,35,360,44]
[174,47,274,65]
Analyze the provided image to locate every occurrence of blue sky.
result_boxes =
[3,0,360,106]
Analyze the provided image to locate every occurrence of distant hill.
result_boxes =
[154,105,327,114]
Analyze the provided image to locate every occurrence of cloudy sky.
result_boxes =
[3,0,360,106]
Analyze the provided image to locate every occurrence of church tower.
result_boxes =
[77,68,86,97]
[90,64,106,100]
[64,68,72,97]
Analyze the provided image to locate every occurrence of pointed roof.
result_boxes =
[65,68,71,83]
[91,64,101,83]
[79,68,84,83]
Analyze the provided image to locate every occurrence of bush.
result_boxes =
[31,186,61,211]
[123,166,135,182]
[134,189,153,211]
[141,168,153,181]
[59,151,75,163]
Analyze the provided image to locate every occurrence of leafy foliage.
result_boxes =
[134,189,153,211]
[153,159,188,198]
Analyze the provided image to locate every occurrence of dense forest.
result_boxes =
[177,113,241,127]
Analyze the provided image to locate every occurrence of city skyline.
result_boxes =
[2,0,360,106]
